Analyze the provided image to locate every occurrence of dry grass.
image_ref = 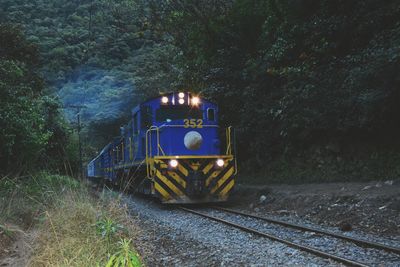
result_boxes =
[0,173,143,267]
[29,190,143,267]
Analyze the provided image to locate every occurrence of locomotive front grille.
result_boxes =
[151,156,235,203]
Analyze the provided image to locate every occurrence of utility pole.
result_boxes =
[66,105,87,179]
[62,0,92,178]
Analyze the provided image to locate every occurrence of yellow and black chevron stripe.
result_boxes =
[151,157,235,203]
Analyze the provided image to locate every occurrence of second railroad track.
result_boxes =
[180,206,400,267]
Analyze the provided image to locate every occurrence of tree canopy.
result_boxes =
[1,0,400,181]
[0,24,74,174]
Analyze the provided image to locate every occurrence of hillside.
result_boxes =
[0,0,178,132]
[1,0,400,181]
[1,1,400,266]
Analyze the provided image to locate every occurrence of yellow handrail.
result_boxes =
[146,126,160,178]
[146,124,236,177]
[225,126,238,175]
[226,126,232,155]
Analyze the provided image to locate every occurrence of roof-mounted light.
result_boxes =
[191,96,200,106]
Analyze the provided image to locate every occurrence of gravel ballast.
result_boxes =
[122,195,343,266]
[205,208,400,266]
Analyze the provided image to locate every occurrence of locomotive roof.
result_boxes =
[132,92,217,113]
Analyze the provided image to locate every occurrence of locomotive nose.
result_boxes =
[184,131,203,150]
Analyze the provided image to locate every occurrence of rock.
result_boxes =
[362,185,372,191]
[384,180,393,186]
[257,187,271,196]
[254,208,260,212]
[276,210,290,216]
[259,195,267,203]
[338,221,352,232]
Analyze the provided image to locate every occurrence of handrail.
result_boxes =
[146,124,237,177]
[145,126,158,178]
[232,127,238,175]
[225,127,231,155]
[129,137,133,161]
[225,126,238,175]
[158,124,219,130]
[147,124,218,159]
[121,142,124,162]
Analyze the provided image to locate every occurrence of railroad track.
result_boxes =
[214,207,400,255]
[180,206,400,267]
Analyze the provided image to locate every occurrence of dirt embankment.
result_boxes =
[0,225,35,267]
[232,180,400,236]
[0,232,13,259]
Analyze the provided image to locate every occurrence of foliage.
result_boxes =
[0,172,80,224]
[0,173,143,266]
[0,224,15,238]
[0,0,178,120]
[144,0,400,179]
[2,0,400,181]
[96,217,125,242]
[0,23,76,174]
[106,239,142,267]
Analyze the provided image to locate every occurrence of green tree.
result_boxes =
[0,24,74,174]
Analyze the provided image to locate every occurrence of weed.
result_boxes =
[106,239,141,267]
[96,217,125,242]
[0,224,14,238]
[1,173,144,266]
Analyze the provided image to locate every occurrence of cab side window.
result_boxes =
[141,106,153,129]
[207,108,215,121]
[133,113,138,134]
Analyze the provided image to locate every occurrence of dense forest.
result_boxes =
[0,24,76,173]
[1,0,400,182]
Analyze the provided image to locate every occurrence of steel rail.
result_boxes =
[213,206,400,255]
[180,207,369,267]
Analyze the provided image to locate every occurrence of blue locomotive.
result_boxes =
[87,92,237,203]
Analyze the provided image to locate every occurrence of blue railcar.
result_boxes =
[87,92,237,203]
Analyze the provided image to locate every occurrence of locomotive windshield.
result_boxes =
[156,106,202,122]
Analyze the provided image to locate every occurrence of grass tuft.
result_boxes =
[106,239,141,267]
[0,173,143,267]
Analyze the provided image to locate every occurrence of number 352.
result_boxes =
[184,119,203,128]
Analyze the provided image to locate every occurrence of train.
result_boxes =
[87,92,237,203]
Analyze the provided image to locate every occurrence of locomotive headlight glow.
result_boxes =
[161,96,169,104]
[178,98,185,104]
[191,96,200,106]
[216,159,225,167]
[178,92,185,98]
[169,159,178,168]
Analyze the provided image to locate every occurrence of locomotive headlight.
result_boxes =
[161,96,169,104]
[191,96,200,106]
[178,98,185,104]
[216,159,225,167]
[178,92,185,98]
[169,159,178,168]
